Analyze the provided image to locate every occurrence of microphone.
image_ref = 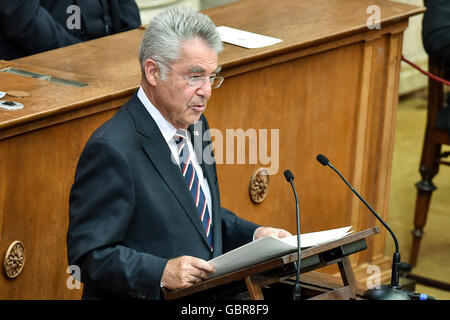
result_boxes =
[316,154,409,300]
[283,169,302,300]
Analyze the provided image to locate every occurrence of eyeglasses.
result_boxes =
[155,60,224,89]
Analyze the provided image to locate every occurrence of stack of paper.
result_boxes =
[217,26,283,49]
[209,226,352,278]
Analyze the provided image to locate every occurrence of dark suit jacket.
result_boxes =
[422,0,450,65]
[0,0,141,60]
[67,93,260,300]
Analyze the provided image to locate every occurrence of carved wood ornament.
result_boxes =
[4,241,25,279]
[249,168,270,203]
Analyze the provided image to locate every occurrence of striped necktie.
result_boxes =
[174,130,213,251]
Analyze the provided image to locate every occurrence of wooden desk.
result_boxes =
[0,0,423,299]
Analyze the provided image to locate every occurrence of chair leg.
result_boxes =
[410,140,441,267]
[410,183,435,267]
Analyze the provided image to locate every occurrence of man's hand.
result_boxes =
[161,256,216,290]
[254,227,292,240]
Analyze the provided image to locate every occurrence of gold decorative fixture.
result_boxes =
[4,241,25,279]
[249,168,270,203]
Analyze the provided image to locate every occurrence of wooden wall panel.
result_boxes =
[206,43,364,236]
[0,109,117,299]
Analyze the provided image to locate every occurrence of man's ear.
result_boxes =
[144,59,158,86]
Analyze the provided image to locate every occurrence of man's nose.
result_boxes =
[196,78,212,98]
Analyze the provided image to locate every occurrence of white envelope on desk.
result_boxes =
[217,26,283,49]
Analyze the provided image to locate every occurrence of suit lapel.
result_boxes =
[127,95,210,247]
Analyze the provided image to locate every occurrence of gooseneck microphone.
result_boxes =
[316,154,409,300]
[283,169,302,300]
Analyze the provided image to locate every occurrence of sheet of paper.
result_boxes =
[279,226,353,248]
[209,226,352,278]
[217,26,282,49]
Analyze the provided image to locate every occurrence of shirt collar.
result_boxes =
[137,86,177,144]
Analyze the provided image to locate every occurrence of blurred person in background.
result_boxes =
[0,0,141,60]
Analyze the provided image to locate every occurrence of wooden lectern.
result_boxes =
[163,227,379,300]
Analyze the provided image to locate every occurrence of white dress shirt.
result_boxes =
[137,86,213,221]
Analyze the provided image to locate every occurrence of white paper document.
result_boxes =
[209,226,353,278]
[217,26,283,49]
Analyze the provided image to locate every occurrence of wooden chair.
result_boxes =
[410,56,450,268]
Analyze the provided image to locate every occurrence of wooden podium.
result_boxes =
[163,227,379,300]
[0,0,422,299]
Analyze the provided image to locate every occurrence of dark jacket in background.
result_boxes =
[422,0,450,65]
[422,0,450,133]
[0,0,141,60]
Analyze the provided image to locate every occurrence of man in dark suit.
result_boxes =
[67,6,290,300]
[0,0,141,60]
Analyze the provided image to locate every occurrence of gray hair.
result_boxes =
[138,6,223,78]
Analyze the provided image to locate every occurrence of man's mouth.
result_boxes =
[190,104,205,111]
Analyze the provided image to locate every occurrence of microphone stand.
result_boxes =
[316,154,410,300]
[284,170,302,300]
